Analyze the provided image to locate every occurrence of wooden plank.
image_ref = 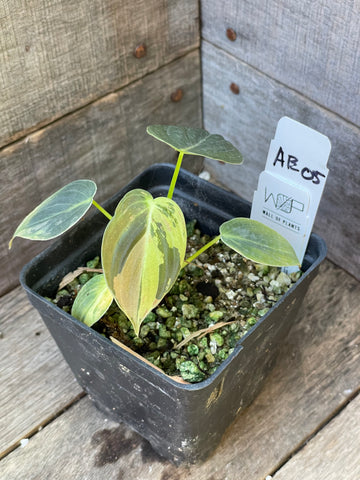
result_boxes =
[1,51,202,296]
[1,260,359,478]
[0,287,83,458]
[0,0,199,147]
[272,394,360,480]
[201,0,360,126]
[202,41,360,280]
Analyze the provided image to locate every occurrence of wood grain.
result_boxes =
[0,0,199,147]
[201,0,360,126]
[273,394,360,480]
[1,260,359,478]
[0,287,83,459]
[1,51,202,296]
[202,41,360,279]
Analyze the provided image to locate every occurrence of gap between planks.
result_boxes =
[0,46,200,155]
[0,392,86,461]
[200,37,360,130]
[271,391,360,479]
[267,388,360,478]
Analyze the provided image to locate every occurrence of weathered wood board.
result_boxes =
[201,0,360,126]
[273,394,360,480]
[202,41,360,279]
[0,0,199,147]
[1,51,202,296]
[0,287,83,459]
[1,260,359,478]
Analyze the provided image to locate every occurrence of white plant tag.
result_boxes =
[251,117,331,270]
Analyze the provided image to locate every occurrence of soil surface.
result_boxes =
[51,221,300,383]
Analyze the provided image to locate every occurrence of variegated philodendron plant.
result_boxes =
[10,125,299,336]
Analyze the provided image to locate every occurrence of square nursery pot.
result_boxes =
[20,163,326,465]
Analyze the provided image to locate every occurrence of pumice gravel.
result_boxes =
[50,221,301,383]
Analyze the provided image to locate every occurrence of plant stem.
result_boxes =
[92,200,113,220]
[182,235,221,268]
[167,150,184,199]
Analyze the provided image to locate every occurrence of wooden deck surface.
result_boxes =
[1,259,359,479]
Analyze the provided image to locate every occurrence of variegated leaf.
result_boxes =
[9,180,97,248]
[101,189,187,335]
[220,218,300,267]
[71,274,113,327]
[146,125,243,164]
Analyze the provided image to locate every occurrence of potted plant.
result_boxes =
[11,126,326,464]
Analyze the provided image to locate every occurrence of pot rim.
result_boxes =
[19,163,327,391]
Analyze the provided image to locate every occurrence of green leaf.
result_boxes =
[101,189,187,336]
[71,274,113,327]
[220,218,300,267]
[9,180,97,248]
[147,125,243,164]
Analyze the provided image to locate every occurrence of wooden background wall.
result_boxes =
[201,0,360,280]
[2,0,359,295]
[1,0,201,296]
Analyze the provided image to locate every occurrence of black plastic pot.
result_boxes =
[20,164,326,465]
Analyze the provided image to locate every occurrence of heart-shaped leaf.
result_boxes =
[101,189,187,336]
[147,125,243,164]
[220,218,300,267]
[9,180,97,248]
[71,274,113,327]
